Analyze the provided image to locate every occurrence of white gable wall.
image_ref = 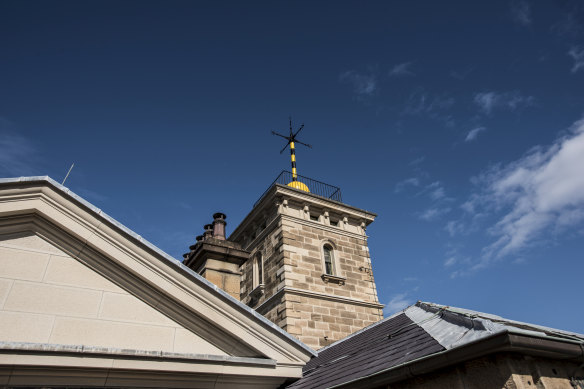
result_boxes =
[0,231,227,355]
[0,179,315,388]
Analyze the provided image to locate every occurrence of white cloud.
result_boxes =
[444,257,457,267]
[510,0,532,26]
[445,220,462,237]
[384,293,413,316]
[465,127,487,142]
[414,182,451,221]
[405,89,455,115]
[340,70,377,96]
[513,257,527,265]
[474,93,498,114]
[474,91,535,115]
[467,117,584,264]
[556,208,584,228]
[461,196,478,213]
[404,89,455,127]
[568,46,584,73]
[394,177,420,193]
[409,156,425,166]
[430,186,445,201]
[389,62,414,77]
[417,181,446,201]
[419,207,451,221]
[404,89,429,115]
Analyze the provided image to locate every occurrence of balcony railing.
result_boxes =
[254,171,342,208]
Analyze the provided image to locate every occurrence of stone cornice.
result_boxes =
[0,177,317,368]
[273,184,377,220]
[241,213,280,252]
[185,239,249,271]
[231,204,370,246]
[256,286,384,314]
[0,341,277,366]
[280,214,369,240]
[0,343,299,388]
[229,183,377,242]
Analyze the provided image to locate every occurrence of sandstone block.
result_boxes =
[4,281,102,318]
[0,246,49,282]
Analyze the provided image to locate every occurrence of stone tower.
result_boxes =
[229,177,384,350]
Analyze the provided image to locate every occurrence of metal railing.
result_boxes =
[254,171,342,208]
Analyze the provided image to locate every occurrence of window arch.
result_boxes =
[323,244,335,275]
[253,252,263,287]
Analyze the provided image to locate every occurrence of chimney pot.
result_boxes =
[212,212,227,240]
[203,224,214,240]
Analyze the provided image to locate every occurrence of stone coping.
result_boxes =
[0,341,277,366]
[256,286,384,313]
[0,176,317,357]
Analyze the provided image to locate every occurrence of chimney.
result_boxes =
[203,224,213,240]
[212,212,227,240]
[183,212,249,301]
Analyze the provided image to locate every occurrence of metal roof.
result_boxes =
[287,312,443,389]
[413,301,584,347]
[287,301,584,389]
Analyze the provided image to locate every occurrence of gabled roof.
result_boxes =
[0,176,314,355]
[287,301,584,389]
[0,176,316,387]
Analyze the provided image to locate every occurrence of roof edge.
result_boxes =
[0,176,316,357]
[330,330,584,389]
[0,341,276,366]
[417,301,584,341]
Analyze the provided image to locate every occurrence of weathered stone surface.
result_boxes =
[0,232,230,355]
[234,189,382,349]
[385,353,581,389]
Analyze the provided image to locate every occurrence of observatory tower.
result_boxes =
[229,119,383,349]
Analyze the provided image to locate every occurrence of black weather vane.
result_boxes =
[271,117,312,182]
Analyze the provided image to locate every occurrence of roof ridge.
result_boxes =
[418,301,584,339]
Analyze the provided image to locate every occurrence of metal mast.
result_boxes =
[271,117,312,182]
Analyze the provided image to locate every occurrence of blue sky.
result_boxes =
[1,1,583,333]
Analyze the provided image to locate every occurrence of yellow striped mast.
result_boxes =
[272,117,312,191]
[289,119,298,180]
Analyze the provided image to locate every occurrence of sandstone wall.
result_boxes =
[283,293,382,349]
[237,194,383,350]
[240,217,285,307]
[0,232,226,355]
[281,217,380,303]
[384,353,582,389]
[201,262,241,300]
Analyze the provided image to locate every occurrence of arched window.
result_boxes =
[253,253,263,287]
[323,244,335,275]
